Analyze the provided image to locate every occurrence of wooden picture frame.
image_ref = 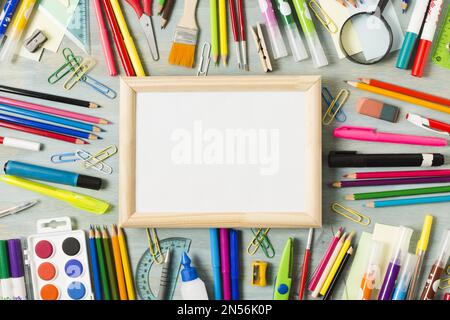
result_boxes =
[119,76,322,228]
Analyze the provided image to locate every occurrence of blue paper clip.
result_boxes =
[51,153,80,164]
[322,87,347,123]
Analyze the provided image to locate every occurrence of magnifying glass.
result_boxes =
[340,0,393,65]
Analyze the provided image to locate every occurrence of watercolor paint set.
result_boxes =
[24,217,93,300]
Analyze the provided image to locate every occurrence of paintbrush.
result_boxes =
[168,0,199,68]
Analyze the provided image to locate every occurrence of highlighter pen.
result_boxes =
[209,228,222,300]
[4,161,102,190]
[274,0,308,62]
[392,253,418,300]
[378,226,413,300]
[360,240,384,300]
[0,175,110,214]
[219,228,231,300]
[396,0,430,69]
[412,0,444,77]
[292,0,328,68]
[0,0,37,62]
[407,215,433,300]
[257,0,288,59]
[0,0,21,44]
[7,239,27,300]
[230,229,239,300]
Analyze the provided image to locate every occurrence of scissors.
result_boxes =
[125,0,159,61]
[273,237,293,300]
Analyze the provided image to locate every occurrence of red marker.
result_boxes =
[412,0,444,77]
[406,113,450,135]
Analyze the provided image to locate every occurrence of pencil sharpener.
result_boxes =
[252,261,268,287]
[24,30,48,53]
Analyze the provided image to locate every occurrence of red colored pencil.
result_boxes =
[102,0,135,76]
[359,78,450,108]
[0,120,88,144]
[298,228,313,300]
[345,170,450,180]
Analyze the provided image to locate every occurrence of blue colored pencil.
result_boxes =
[0,104,102,132]
[367,195,450,208]
[230,229,239,300]
[89,226,102,300]
[209,228,223,300]
[0,113,100,140]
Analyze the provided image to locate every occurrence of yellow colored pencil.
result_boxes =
[218,0,228,65]
[320,232,354,296]
[346,81,450,114]
[110,0,146,76]
[111,225,128,300]
[118,227,136,300]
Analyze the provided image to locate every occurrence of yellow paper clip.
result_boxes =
[247,228,271,255]
[331,202,371,226]
[251,261,268,286]
[146,228,164,264]
[308,0,338,34]
[322,89,350,125]
[48,55,82,84]
[64,58,96,91]
[82,145,118,169]
[439,277,450,290]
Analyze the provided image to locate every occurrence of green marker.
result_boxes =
[275,0,308,62]
[292,0,328,68]
[0,240,13,299]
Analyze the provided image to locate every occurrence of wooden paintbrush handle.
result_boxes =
[179,0,199,29]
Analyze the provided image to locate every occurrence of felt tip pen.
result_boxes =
[0,240,13,300]
[292,0,328,68]
[0,175,110,214]
[412,0,444,77]
[258,0,288,59]
[360,240,384,300]
[219,228,231,300]
[230,229,239,300]
[0,136,41,151]
[7,239,27,300]
[378,226,413,300]
[396,0,430,69]
[4,161,103,190]
[406,113,450,135]
[209,228,222,300]
[0,0,20,40]
[392,253,418,300]
[274,0,308,62]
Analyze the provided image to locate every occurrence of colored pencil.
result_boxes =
[219,0,228,65]
[359,78,450,108]
[332,176,450,188]
[345,170,450,180]
[158,0,167,14]
[0,96,109,124]
[336,0,346,7]
[323,247,353,300]
[366,195,450,208]
[118,227,135,300]
[0,104,102,132]
[347,185,450,201]
[0,113,100,140]
[95,226,111,300]
[94,0,117,76]
[210,0,219,64]
[309,227,343,291]
[0,120,88,144]
[102,226,119,300]
[89,226,102,300]
[298,228,313,300]
[345,81,450,114]
[347,0,357,8]
[111,225,128,300]
[101,0,135,77]
[160,0,175,29]
[0,85,99,109]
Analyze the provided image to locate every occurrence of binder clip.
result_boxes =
[252,24,272,73]
[24,30,48,53]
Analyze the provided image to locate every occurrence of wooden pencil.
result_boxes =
[323,247,353,300]
[95,226,111,300]
[118,227,136,300]
[102,226,119,300]
[332,176,450,188]
[111,224,128,300]
[160,0,175,29]
[345,170,450,180]
[219,0,228,65]
[346,185,450,201]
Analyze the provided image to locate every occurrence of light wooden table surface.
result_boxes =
[0,1,449,300]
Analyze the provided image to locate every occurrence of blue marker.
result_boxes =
[229,229,239,300]
[4,161,102,190]
[209,228,222,300]
[0,0,20,41]
[392,253,418,300]
[396,0,430,69]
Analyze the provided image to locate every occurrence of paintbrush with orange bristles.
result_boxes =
[168,0,199,68]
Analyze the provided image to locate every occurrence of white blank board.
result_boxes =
[135,91,308,213]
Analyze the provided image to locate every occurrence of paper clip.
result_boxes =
[51,152,81,164]
[48,55,82,84]
[197,42,211,76]
[82,76,117,99]
[331,202,371,226]
[322,88,346,122]
[247,228,275,258]
[322,89,350,125]
[64,58,96,91]
[146,228,164,264]
[82,145,118,169]
[308,0,338,34]
[76,150,113,175]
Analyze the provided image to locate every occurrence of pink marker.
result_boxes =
[257,0,287,59]
[334,126,447,147]
[219,228,231,300]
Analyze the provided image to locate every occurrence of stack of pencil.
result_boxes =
[88,225,135,300]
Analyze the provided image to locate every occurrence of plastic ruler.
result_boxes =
[432,6,450,70]
[66,0,90,54]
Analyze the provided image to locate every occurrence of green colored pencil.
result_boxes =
[210,0,219,64]
[102,226,119,300]
[346,185,450,201]
[95,226,111,300]
[158,0,167,14]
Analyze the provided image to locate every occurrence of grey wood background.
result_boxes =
[0,0,449,300]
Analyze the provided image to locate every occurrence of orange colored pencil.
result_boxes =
[111,225,128,300]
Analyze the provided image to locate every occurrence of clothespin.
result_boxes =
[251,24,272,73]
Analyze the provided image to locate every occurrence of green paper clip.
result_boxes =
[248,228,275,259]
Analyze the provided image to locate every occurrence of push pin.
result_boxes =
[24,30,47,53]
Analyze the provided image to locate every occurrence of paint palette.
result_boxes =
[25,217,93,300]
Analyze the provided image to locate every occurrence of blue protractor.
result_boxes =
[135,237,191,300]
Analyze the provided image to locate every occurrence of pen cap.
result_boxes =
[284,24,308,62]
[364,240,385,288]
[181,252,198,282]
[0,240,9,279]
[435,229,450,267]
[267,23,288,59]
[304,31,328,68]
[416,215,433,254]
[7,239,25,278]
[328,151,357,167]
[391,226,413,265]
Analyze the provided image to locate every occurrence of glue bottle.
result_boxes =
[180,252,209,300]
